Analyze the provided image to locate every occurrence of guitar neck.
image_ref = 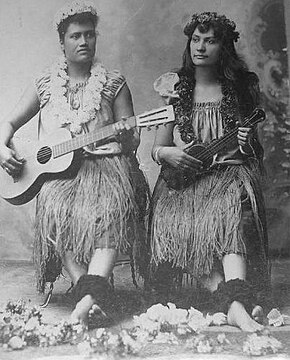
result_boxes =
[205,127,239,156]
[52,117,136,158]
[193,108,265,161]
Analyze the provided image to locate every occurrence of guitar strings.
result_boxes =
[186,115,259,162]
[23,113,259,163]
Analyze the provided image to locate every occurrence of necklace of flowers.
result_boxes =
[49,55,107,134]
[173,74,239,144]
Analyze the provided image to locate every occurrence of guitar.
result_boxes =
[160,107,266,191]
[0,105,174,205]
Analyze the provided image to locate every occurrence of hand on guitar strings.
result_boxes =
[0,146,25,177]
[158,146,203,172]
[113,118,134,142]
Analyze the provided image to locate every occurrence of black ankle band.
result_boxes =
[212,279,257,314]
[72,275,111,305]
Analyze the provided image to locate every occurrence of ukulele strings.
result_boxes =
[187,115,256,162]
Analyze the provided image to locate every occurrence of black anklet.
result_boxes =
[72,275,111,306]
[212,279,257,314]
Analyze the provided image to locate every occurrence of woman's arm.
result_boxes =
[152,123,202,171]
[113,83,140,152]
[0,82,40,175]
[0,82,40,144]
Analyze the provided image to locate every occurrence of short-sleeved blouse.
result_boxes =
[34,65,126,140]
[155,72,246,165]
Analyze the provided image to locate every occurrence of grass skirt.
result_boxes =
[34,154,149,292]
[149,162,269,287]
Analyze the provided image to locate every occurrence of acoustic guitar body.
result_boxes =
[0,128,74,205]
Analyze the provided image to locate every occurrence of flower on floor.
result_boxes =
[243,332,283,356]
[0,300,285,357]
[267,308,284,327]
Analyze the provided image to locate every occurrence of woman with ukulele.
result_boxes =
[149,12,270,332]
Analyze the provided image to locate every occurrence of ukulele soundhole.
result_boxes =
[37,146,52,164]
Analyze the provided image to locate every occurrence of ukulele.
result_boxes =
[160,107,265,191]
[0,105,175,205]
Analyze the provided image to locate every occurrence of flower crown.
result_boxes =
[184,12,240,42]
[54,0,98,31]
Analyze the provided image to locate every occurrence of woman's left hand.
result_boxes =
[113,119,137,151]
[113,119,132,138]
[237,126,254,153]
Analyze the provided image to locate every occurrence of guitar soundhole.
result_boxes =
[37,146,52,164]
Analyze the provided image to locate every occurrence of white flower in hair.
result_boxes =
[54,0,98,31]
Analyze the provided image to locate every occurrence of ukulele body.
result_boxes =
[160,143,215,191]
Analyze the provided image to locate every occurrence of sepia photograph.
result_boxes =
[0,0,289,358]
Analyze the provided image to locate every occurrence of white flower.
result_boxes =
[196,339,213,353]
[24,317,39,331]
[267,308,284,327]
[146,303,170,322]
[187,307,208,331]
[243,333,283,356]
[166,303,188,325]
[54,1,98,31]
[49,56,106,135]
[8,336,25,350]
[133,313,161,334]
[206,312,227,326]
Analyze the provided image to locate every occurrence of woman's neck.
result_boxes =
[193,66,222,103]
[67,61,92,83]
[194,66,219,85]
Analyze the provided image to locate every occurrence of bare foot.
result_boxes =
[252,305,264,324]
[227,301,264,332]
[88,304,109,329]
[70,294,95,326]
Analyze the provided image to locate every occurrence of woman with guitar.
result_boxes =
[0,1,149,326]
[149,12,270,331]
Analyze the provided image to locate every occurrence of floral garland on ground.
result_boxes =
[49,55,107,134]
[0,300,284,357]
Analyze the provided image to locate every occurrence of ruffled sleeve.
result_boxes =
[102,70,126,102]
[153,72,180,104]
[34,67,51,109]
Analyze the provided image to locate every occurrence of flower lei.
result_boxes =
[173,75,239,144]
[49,55,107,134]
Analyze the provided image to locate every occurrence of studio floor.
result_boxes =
[0,258,290,359]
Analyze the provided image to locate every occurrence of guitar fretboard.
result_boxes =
[52,117,136,158]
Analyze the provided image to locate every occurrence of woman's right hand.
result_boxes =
[159,146,203,172]
[0,145,25,177]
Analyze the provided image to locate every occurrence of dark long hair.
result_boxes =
[178,22,260,112]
